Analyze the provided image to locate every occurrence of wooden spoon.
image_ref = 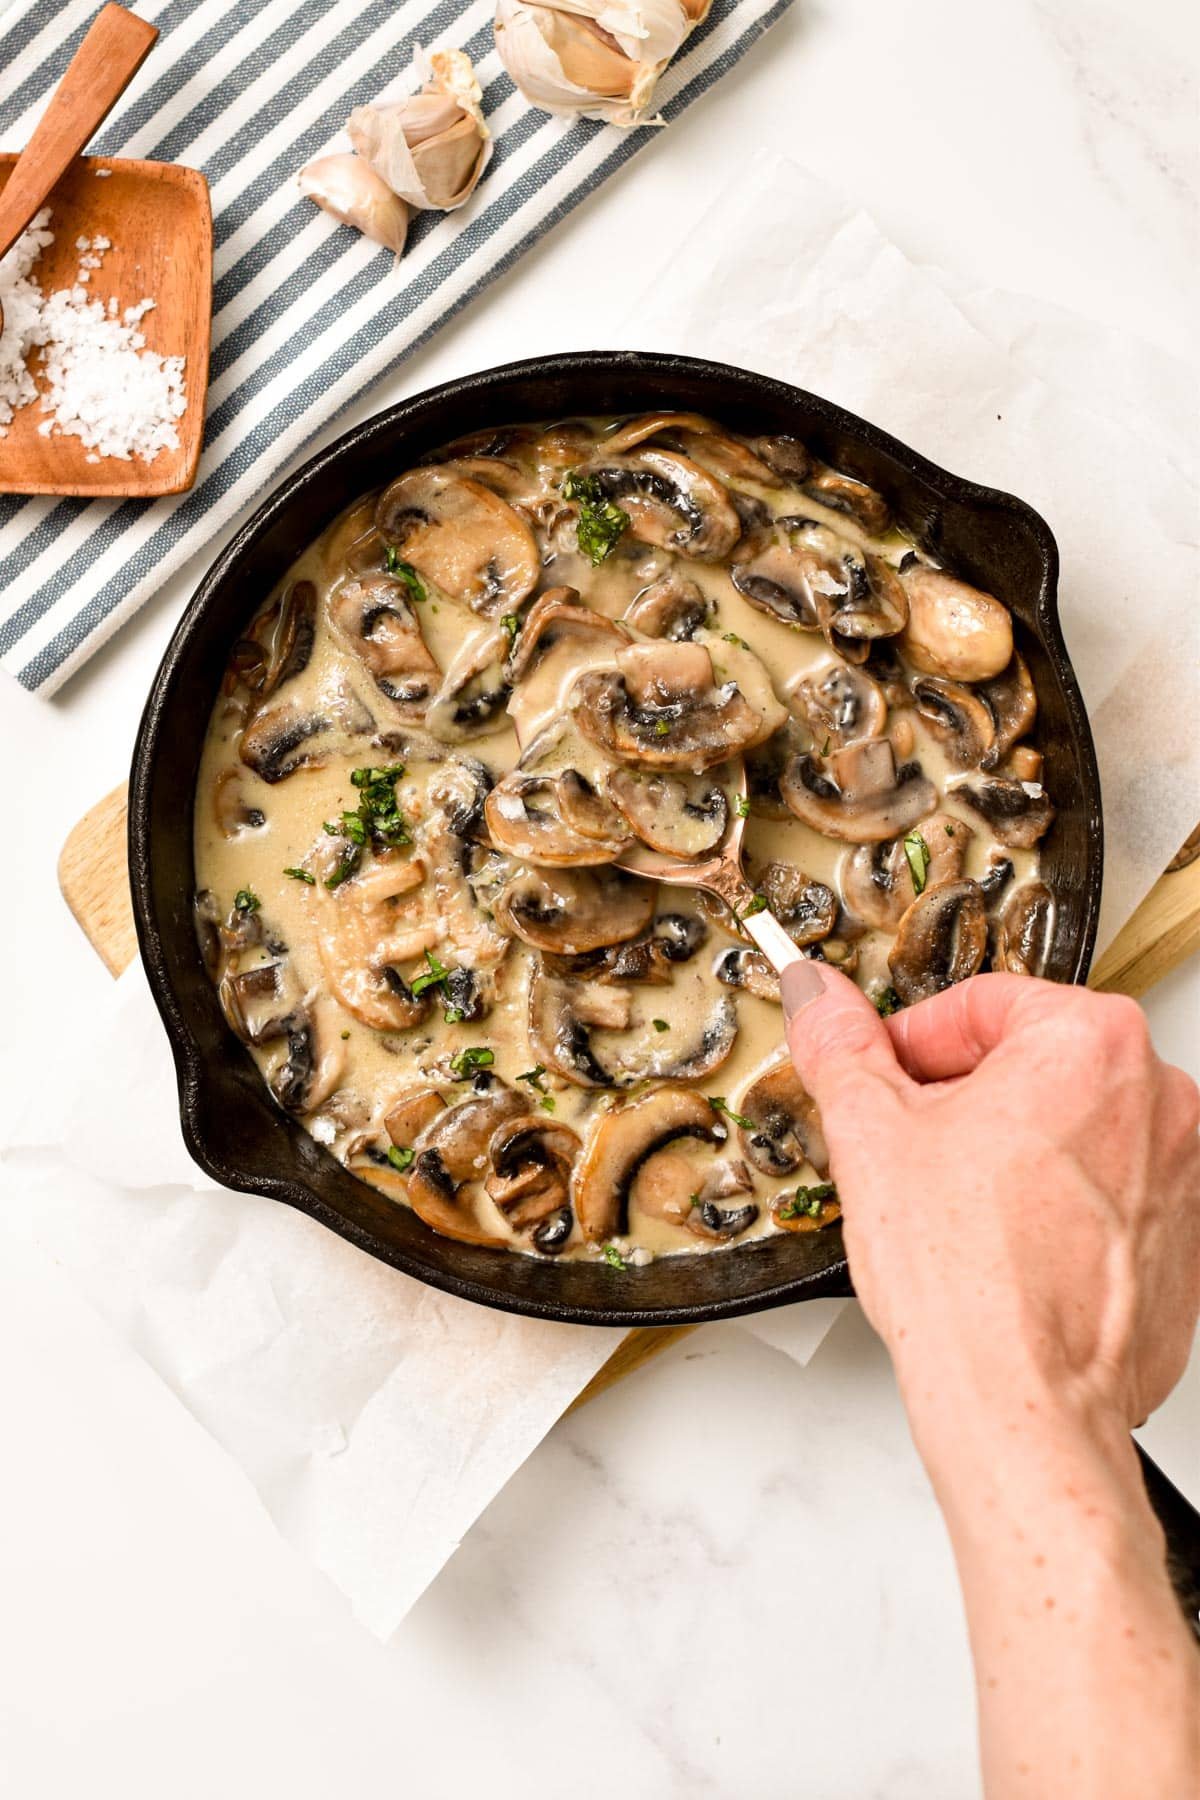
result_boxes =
[617,767,805,975]
[0,2,157,334]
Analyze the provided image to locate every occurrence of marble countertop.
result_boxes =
[0,0,1195,1793]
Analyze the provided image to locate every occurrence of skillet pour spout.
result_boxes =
[129,351,1103,1331]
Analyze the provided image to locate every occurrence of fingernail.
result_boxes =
[781,960,826,1023]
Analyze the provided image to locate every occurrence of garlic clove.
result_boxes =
[348,48,492,213]
[494,0,691,126]
[297,152,410,255]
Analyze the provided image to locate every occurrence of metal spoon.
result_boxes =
[617,766,805,975]
[0,3,157,335]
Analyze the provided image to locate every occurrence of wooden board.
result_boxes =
[0,155,211,498]
[59,786,1200,1407]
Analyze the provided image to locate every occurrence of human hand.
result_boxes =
[781,964,1200,1446]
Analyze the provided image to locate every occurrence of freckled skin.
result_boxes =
[786,967,1200,1799]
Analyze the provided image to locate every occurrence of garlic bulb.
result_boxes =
[297,152,410,255]
[348,50,492,212]
[494,0,694,126]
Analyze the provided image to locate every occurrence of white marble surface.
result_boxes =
[0,0,1197,1793]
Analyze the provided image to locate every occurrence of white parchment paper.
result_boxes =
[3,150,1196,1605]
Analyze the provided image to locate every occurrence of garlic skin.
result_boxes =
[494,0,693,126]
[348,50,492,212]
[297,152,410,255]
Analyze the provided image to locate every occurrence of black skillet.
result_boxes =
[127,351,1199,1627]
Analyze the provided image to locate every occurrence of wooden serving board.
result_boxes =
[60,786,1200,1409]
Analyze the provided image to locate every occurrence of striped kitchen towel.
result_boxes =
[0,0,792,694]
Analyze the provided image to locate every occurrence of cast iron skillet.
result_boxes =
[130,350,1104,1327]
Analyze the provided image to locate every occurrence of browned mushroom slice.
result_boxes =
[841,812,974,930]
[802,465,891,535]
[899,566,1013,683]
[507,586,630,682]
[375,466,540,618]
[888,878,988,1004]
[977,652,1037,769]
[714,946,780,1003]
[956,775,1055,848]
[425,623,510,741]
[263,995,345,1116]
[316,856,440,1031]
[228,579,316,697]
[822,553,908,647]
[484,771,630,867]
[772,1187,843,1233]
[405,1084,529,1248]
[573,642,782,773]
[911,673,996,769]
[494,866,656,954]
[212,767,266,838]
[573,449,741,562]
[605,767,728,859]
[758,862,839,946]
[633,1148,760,1240]
[744,718,806,820]
[623,572,709,640]
[484,1115,582,1233]
[575,1086,727,1241]
[788,659,887,751]
[994,880,1056,976]
[781,738,938,843]
[753,435,812,483]
[1001,745,1042,783]
[737,1061,829,1179]
[239,703,330,783]
[729,520,828,629]
[385,1088,446,1146]
[600,413,778,486]
[527,962,631,1088]
[329,573,440,714]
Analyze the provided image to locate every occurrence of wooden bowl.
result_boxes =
[0,154,210,497]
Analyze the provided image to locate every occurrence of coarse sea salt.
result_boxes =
[0,210,187,462]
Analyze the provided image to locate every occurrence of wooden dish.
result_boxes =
[0,154,211,498]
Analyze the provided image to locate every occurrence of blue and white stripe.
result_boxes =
[0,0,792,693]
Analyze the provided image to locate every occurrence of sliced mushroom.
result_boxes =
[573,449,741,562]
[753,435,812,483]
[267,995,345,1116]
[494,866,656,954]
[632,1147,759,1240]
[788,659,887,750]
[715,946,780,1003]
[385,1088,446,1146]
[329,574,440,713]
[506,586,629,683]
[428,757,493,837]
[573,641,781,773]
[978,854,1015,904]
[729,520,828,630]
[978,652,1037,769]
[600,413,777,486]
[212,767,266,838]
[899,566,1013,683]
[888,878,988,1004]
[605,767,728,859]
[575,1087,727,1241]
[737,1061,829,1179]
[527,963,629,1087]
[956,775,1055,848]
[228,579,316,698]
[485,1115,582,1233]
[484,770,630,866]
[654,911,709,963]
[316,856,439,1031]
[425,819,511,976]
[781,738,938,843]
[376,466,540,618]
[239,704,329,783]
[995,880,1055,977]
[744,717,806,820]
[840,812,973,930]
[911,673,996,768]
[772,1187,842,1233]
[802,465,891,535]
[405,1084,528,1247]
[1001,745,1043,783]
[623,572,709,640]
[425,623,510,741]
[757,862,838,946]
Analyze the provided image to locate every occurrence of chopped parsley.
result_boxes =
[709,1096,754,1130]
[819,736,831,757]
[734,794,751,818]
[944,822,956,836]
[283,866,315,885]
[350,764,411,848]
[652,1018,670,1033]
[722,631,750,649]
[450,1046,495,1079]
[539,1095,557,1114]
[411,950,453,999]
[324,845,361,890]
[903,829,931,895]
[778,1181,837,1221]
[518,1064,548,1093]
[601,1242,627,1271]
[562,470,630,565]
[340,1029,351,1040]
[386,1145,415,1173]
[500,613,520,644]
[383,546,426,601]
[872,985,902,1018]
[653,718,671,737]
[733,893,768,925]
[233,888,260,914]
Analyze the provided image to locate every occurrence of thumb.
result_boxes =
[782,961,909,1118]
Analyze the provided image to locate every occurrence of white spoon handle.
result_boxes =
[743,907,806,974]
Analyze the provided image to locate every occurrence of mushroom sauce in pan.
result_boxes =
[194,414,1057,1266]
